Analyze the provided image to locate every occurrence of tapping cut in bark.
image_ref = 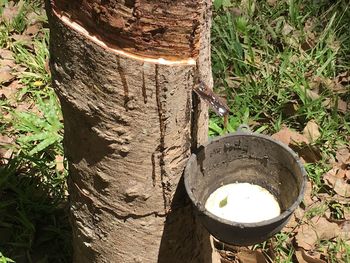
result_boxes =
[46,0,217,262]
[51,0,201,63]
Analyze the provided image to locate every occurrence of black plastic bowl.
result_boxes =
[184,127,306,245]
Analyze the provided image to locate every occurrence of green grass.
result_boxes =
[0,0,349,262]
[211,0,350,261]
[0,1,71,262]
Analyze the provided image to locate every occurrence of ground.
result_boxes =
[0,0,349,262]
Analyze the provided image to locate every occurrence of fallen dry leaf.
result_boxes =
[340,221,350,240]
[0,48,14,60]
[271,126,321,163]
[318,193,350,205]
[303,181,315,207]
[344,209,350,220]
[305,89,320,101]
[291,144,322,164]
[1,58,16,68]
[336,146,350,165]
[24,23,41,36]
[303,120,321,142]
[267,0,277,7]
[0,134,14,164]
[11,34,33,46]
[1,3,20,22]
[295,249,326,263]
[55,155,65,172]
[308,76,322,90]
[0,80,22,105]
[337,99,348,114]
[324,173,350,197]
[282,22,294,36]
[272,126,309,146]
[326,167,347,179]
[284,207,304,231]
[336,71,350,86]
[236,250,267,263]
[295,217,340,250]
[325,78,347,94]
[0,71,15,84]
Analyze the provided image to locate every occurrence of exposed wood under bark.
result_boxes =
[51,0,206,60]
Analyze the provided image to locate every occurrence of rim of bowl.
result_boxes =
[184,131,307,228]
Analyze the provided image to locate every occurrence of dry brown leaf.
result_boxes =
[344,210,350,221]
[336,147,350,165]
[318,193,350,205]
[272,127,292,145]
[45,59,50,74]
[0,48,14,60]
[290,132,310,145]
[326,167,346,179]
[303,120,321,142]
[267,0,277,7]
[295,249,326,263]
[237,250,267,263]
[300,40,314,51]
[303,181,315,207]
[1,3,20,22]
[55,155,65,172]
[284,207,304,231]
[0,134,14,163]
[325,78,347,94]
[346,170,350,180]
[305,89,320,101]
[337,99,348,114]
[272,126,309,146]
[340,221,350,240]
[308,76,322,90]
[0,81,18,101]
[271,126,319,163]
[323,173,350,197]
[291,145,322,164]
[336,71,350,85]
[24,24,41,36]
[0,71,15,84]
[11,34,32,43]
[1,58,16,68]
[295,217,340,250]
[296,225,317,251]
[282,23,294,36]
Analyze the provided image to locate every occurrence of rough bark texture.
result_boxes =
[47,0,217,262]
[52,0,206,60]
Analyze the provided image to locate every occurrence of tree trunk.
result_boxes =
[46,1,217,262]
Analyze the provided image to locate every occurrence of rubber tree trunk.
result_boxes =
[46,1,218,262]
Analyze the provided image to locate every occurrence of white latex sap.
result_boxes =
[205,183,281,223]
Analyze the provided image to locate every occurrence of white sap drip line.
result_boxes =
[52,9,196,66]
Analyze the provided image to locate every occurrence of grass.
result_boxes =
[211,0,350,261]
[0,0,71,262]
[0,0,349,262]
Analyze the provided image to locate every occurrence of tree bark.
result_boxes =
[46,0,217,262]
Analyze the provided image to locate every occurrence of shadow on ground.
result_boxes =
[0,155,72,263]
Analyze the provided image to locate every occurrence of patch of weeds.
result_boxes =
[0,156,71,263]
[0,252,14,263]
[0,0,71,261]
[211,0,350,262]
[11,29,50,90]
[318,238,350,263]
[304,202,329,219]
[273,233,295,263]
[11,89,63,156]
